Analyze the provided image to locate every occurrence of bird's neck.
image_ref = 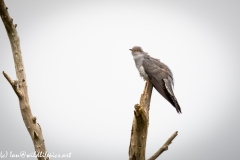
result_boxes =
[133,53,144,69]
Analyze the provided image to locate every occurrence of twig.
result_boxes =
[2,71,23,99]
[148,131,178,160]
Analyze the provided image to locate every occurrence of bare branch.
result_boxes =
[0,1,49,159]
[129,81,153,160]
[2,71,23,99]
[148,131,178,160]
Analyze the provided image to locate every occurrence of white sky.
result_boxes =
[0,0,240,159]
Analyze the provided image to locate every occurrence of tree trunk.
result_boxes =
[129,81,153,160]
[128,81,179,160]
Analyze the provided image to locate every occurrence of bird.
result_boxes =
[130,46,181,113]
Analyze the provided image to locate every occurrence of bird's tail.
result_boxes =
[162,79,182,114]
[174,100,182,114]
[167,89,182,114]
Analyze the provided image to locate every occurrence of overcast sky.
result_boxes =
[1,0,240,159]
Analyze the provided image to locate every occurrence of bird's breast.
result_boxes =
[133,54,148,80]
[138,66,148,80]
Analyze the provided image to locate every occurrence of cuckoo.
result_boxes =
[130,46,182,113]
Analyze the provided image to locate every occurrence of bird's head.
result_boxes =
[129,46,144,56]
[129,46,143,52]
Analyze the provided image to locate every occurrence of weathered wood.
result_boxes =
[148,131,178,160]
[0,1,49,159]
[129,81,153,160]
[129,81,179,160]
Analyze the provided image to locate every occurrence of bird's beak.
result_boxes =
[129,49,132,51]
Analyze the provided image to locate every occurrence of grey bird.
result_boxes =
[130,46,181,113]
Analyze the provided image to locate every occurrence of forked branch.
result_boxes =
[3,71,23,99]
[0,1,49,159]
[129,81,178,160]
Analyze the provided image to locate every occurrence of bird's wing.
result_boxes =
[150,57,174,86]
[142,56,181,113]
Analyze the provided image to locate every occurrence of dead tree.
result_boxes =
[129,81,178,160]
[0,1,49,159]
